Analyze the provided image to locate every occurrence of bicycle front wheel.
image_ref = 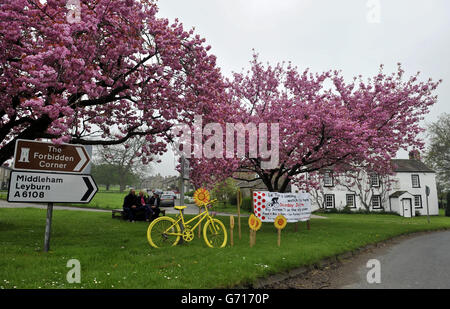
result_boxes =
[147,216,181,248]
[203,218,227,248]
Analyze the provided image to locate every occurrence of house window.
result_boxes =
[414,195,423,209]
[370,173,380,187]
[323,171,334,187]
[411,175,420,188]
[324,194,335,208]
[371,195,382,209]
[346,194,356,208]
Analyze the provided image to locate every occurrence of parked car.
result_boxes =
[160,194,175,207]
[147,189,163,196]
[163,191,176,200]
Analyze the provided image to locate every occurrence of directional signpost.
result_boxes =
[426,185,431,224]
[7,139,97,252]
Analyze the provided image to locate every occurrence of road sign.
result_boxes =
[425,185,431,223]
[13,139,90,173]
[7,171,98,203]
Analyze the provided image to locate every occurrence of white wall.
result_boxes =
[292,171,439,215]
[391,172,439,216]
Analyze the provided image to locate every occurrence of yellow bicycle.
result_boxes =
[147,199,227,248]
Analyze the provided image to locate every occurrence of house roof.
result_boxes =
[0,165,12,171]
[390,191,414,199]
[391,159,435,173]
[389,191,408,198]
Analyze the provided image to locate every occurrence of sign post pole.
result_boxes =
[178,156,187,243]
[426,186,430,224]
[43,202,53,252]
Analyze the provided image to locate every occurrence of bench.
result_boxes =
[112,208,166,220]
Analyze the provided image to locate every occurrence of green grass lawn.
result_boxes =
[1,207,450,289]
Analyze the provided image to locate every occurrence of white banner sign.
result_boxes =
[253,191,311,223]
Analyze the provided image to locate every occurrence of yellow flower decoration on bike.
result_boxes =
[193,188,210,207]
[274,214,287,230]
[248,214,262,231]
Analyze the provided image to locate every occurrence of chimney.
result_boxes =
[409,150,421,161]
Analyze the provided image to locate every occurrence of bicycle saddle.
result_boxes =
[174,206,187,210]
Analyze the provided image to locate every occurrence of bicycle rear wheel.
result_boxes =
[147,217,181,248]
[203,218,227,248]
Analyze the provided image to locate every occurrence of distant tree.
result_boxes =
[90,163,140,191]
[425,113,450,192]
[211,178,238,205]
[91,164,119,191]
[94,136,153,192]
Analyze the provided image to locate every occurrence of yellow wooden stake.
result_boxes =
[249,230,256,247]
[248,214,261,248]
[230,215,235,246]
[198,206,202,238]
[237,189,242,240]
[277,228,281,247]
[274,214,287,248]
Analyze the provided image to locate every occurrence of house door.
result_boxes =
[402,198,412,218]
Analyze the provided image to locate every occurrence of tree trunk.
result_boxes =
[119,173,126,192]
[446,192,450,217]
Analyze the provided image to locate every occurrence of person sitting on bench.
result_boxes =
[123,189,138,222]
[137,190,153,222]
[148,192,161,220]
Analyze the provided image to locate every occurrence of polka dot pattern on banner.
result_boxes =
[253,191,268,220]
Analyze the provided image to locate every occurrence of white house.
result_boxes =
[292,159,439,217]
[0,165,12,190]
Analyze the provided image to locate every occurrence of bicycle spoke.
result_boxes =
[203,219,227,248]
[148,217,180,248]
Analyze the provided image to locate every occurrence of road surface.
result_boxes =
[263,229,450,289]
[340,230,450,289]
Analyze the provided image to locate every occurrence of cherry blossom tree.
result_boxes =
[0,0,227,165]
[188,54,441,192]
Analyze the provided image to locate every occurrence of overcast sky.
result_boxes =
[150,0,450,176]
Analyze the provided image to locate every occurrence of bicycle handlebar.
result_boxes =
[205,199,217,208]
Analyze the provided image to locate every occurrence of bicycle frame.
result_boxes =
[163,206,218,236]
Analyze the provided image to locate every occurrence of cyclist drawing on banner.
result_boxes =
[267,197,279,208]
